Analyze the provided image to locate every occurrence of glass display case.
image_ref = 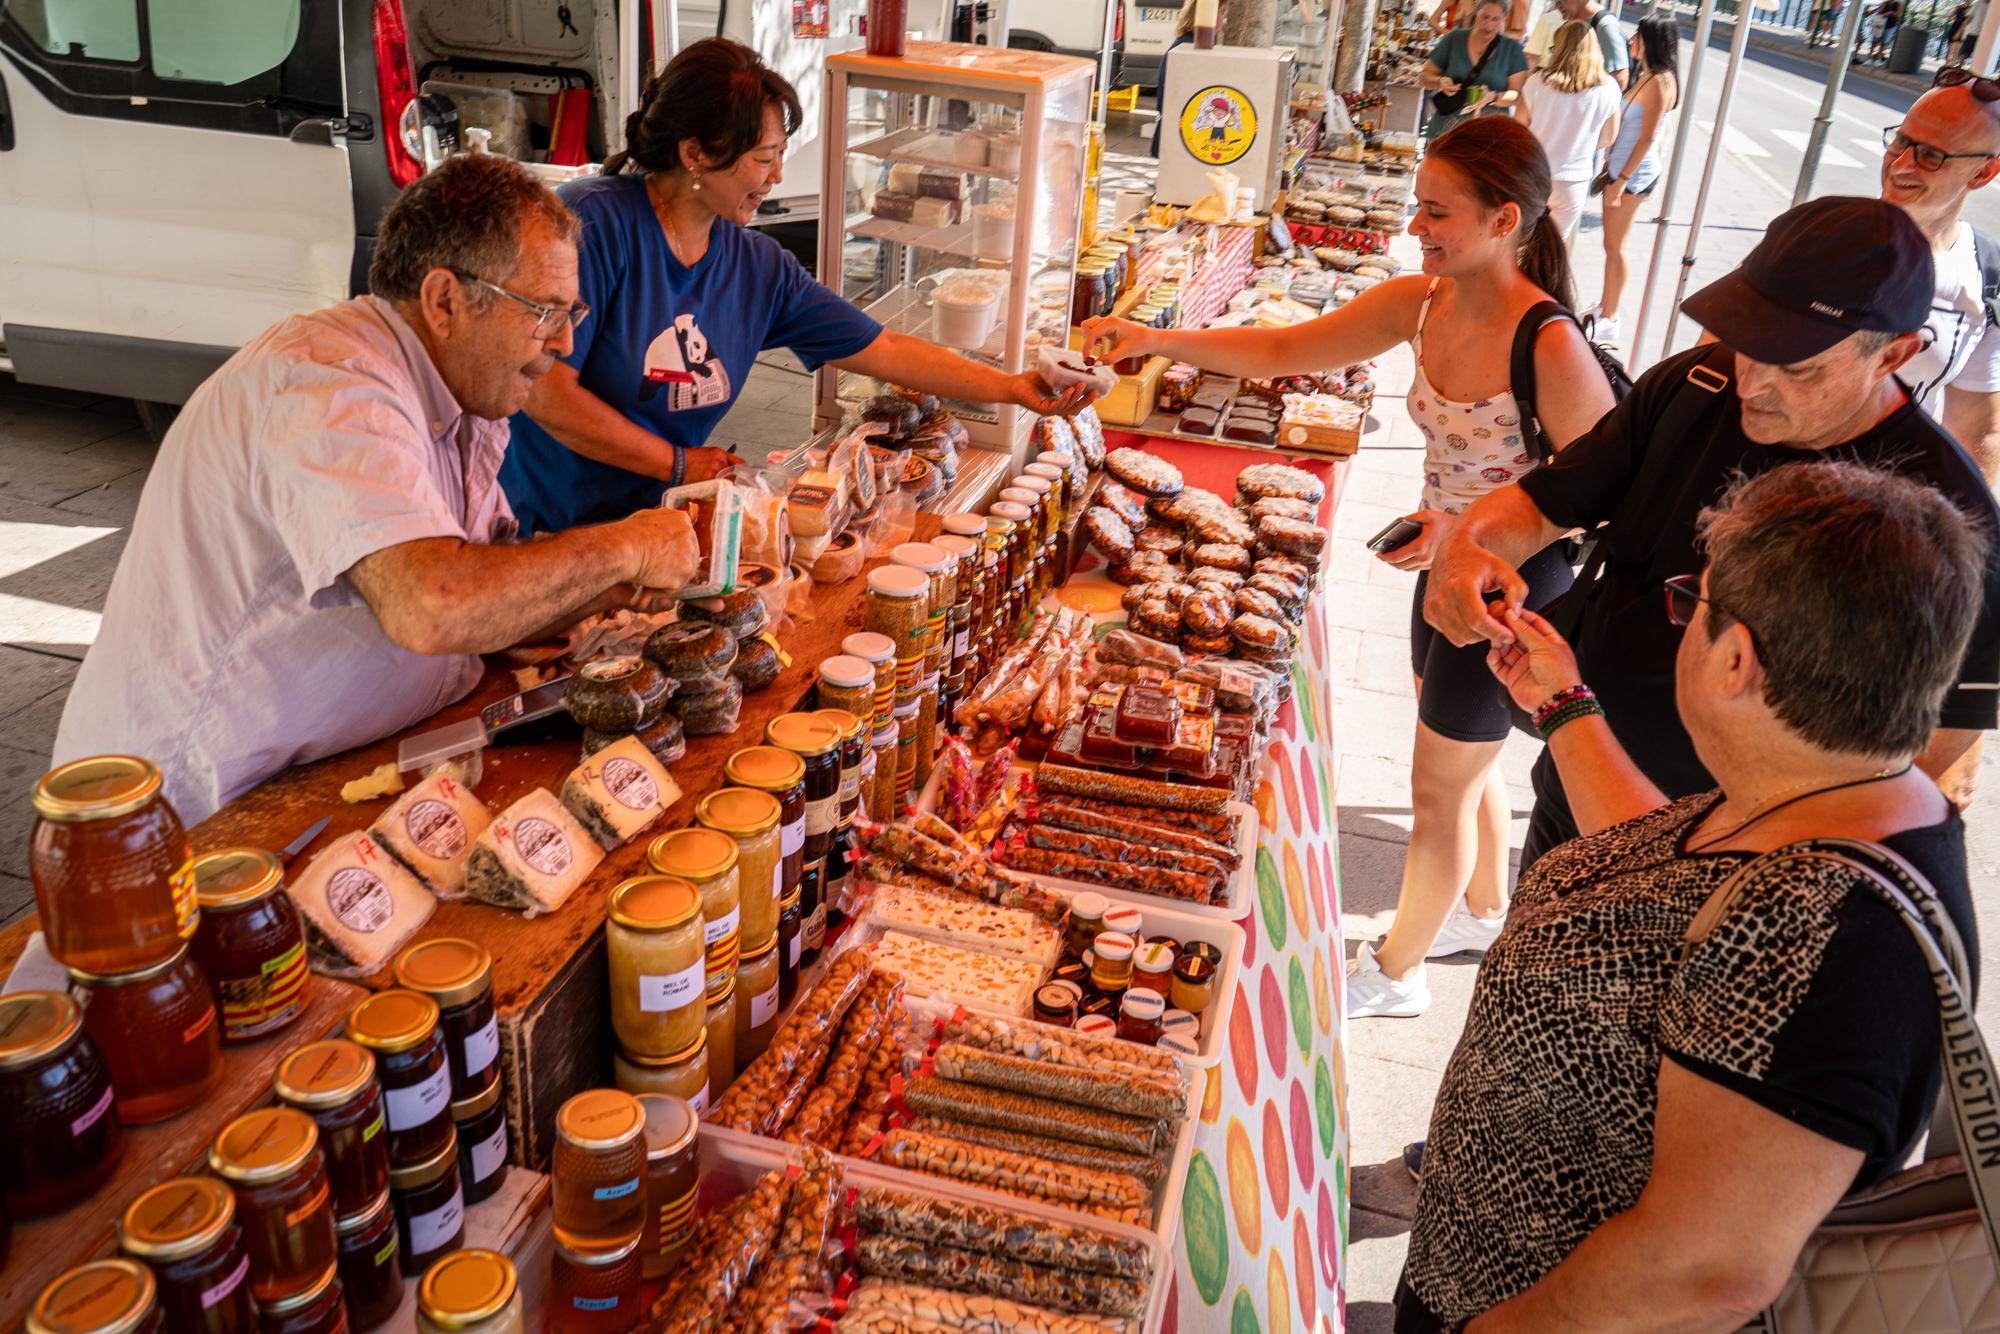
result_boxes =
[816,42,1096,462]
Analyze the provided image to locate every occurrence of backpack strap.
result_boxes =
[1510,300,1572,465]
[1972,226,2000,331]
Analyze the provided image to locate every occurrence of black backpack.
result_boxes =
[1973,226,2000,330]
[1508,301,1635,463]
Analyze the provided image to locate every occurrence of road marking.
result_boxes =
[1698,120,1772,157]
[1740,61,1905,133]
[1771,127,1863,167]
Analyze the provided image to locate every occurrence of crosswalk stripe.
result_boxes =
[1698,120,1772,158]
[1771,127,1863,168]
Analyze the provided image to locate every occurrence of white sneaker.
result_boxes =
[1346,942,1432,1018]
[1427,902,1506,959]
[1587,314,1623,348]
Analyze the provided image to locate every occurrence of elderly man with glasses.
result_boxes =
[54,152,701,823]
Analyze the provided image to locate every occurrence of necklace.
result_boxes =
[1685,764,1913,854]
[646,177,711,266]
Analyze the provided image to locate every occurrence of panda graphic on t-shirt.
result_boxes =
[640,312,732,410]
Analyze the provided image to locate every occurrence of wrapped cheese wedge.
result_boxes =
[370,769,492,898]
[288,832,435,978]
[465,788,604,916]
[560,734,680,850]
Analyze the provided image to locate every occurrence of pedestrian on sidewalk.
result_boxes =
[1423,197,2000,872]
[1514,20,1623,243]
[1080,117,1620,1020]
[1593,15,1680,345]
[1867,0,1903,61]
[1805,0,1841,47]
[1959,0,1984,60]
[1419,0,1530,136]
[1394,462,1986,1334]
[1554,0,1630,86]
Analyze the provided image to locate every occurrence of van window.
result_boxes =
[150,0,300,84]
[7,0,139,62]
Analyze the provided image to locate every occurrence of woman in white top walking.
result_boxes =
[1513,20,1621,244]
[1080,118,1619,1019]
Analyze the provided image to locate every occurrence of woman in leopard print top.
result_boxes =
[1395,462,1986,1332]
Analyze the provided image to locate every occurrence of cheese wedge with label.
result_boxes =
[370,770,493,898]
[560,734,681,850]
[464,788,603,915]
[287,832,435,976]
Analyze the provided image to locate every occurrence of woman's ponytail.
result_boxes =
[1518,209,1577,312]
[1427,117,1576,311]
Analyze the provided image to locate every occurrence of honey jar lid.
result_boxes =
[450,1073,504,1124]
[274,1039,377,1109]
[1134,942,1176,973]
[118,1178,235,1261]
[191,847,284,909]
[253,1263,337,1318]
[0,991,82,1070]
[345,989,441,1054]
[388,1123,460,1191]
[689,791,778,841]
[1120,987,1166,1021]
[1159,1033,1201,1058]
[765,713,843,758]
[394,937,495,1010]
[334,1189,393,1235]
[1070,891,1108,921]
[817,654,876,690]
[419,1250,518,1330]
[865,565,928,600]
[31,755,163,823]
[556,1088,644,1151]
[618,1031,706,1069]
[66,942,190,987]
[997,487,1037,509]
[608,874,703,931]
[889,540,950,574]
[27,1260,157,1334]
[932,534,978,563]
[813,708,865,742]
[840,631,897,665]
[723,746,806,793]
[1094,930,1136,962]
[635,1092,700,1160]
[209,1106,319,1184]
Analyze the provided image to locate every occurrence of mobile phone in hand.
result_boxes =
[1368,517,1425,553]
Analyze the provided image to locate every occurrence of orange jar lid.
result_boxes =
[394,938,494,1010]
[191,848,283,910]
[346,988,440,1054]
[556,1088,643,1151]
[723,746,805,793]
[28,1260,156,1334]
[119,1178,235,1262]
[607,875,702,932]
[274,1039,376,1109]
[692,789,780,839]
[0,991,82,1071]
[648,827,741,880]
[210,1106,318,1184]
[765,713,842,758]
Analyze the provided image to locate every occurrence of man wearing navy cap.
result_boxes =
[1425,196,2000,868]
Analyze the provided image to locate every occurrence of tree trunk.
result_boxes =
[1222,0,1279,45]
[1335,0,1377,89]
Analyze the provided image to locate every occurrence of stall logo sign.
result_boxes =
[1180,85,1257,165]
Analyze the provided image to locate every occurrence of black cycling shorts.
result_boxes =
[1408,543,1575,744]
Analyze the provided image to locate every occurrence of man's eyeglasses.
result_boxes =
[1880,125,1998,171]
[1664,573,1756,643]
[449,269,590,339]
[1936,64,2000,102]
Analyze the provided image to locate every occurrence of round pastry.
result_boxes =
[1234,587,1285,622]
[1182,589,1234,636]
[1190,509,1258,547]
[731,635,783,692]
[1231,612,1290,652]
[861,393,921,434]
[583,713,687,767]
[1156,581,1197,607]
[1132,603,1183,642]
[643,622,740,687]
[1250,569,1309,603]
[1106,447,1186,499]
[564,656,675,731]
[1189,566,1247,592]
[1134,528,1185,560]
[1121,582,1160,616]
[1083,506,1136,560]
[917,410,970,451]
[678,589,769,640]
[1108,554,1170,586]
[1257,514,1327,559]
[1096,482,1149,529]
[1146,494,1189,527]
[1254,556,1316,586]
[1191,542,1254,575]
[671,676,746,737]
[1184,632,1237,656]
[1237,463,1328,505]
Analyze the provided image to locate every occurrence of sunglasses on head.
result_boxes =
[1935,65,2000,101]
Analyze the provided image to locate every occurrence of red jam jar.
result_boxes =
[393,938,500,1105]
[253,1266,347,1334]
[28,1259,164,1334]
[30,755,198,974]
[274,1040,391,1221]
[0,990,122,1216]
[190,848,310,1043]
[1117,988,1166,1046]
[345,990,452,1167]
[119,1177,254,1334]
[550,1237,641,1334]
[209,1107,339,1305]
[333,1192,401,1332]
[71,942,224,1124]
[389,1124,465,1272]
[452,1076,510,1207]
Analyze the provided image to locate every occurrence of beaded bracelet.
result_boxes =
[1536,696,1605,740]
[1529,684,1594,729]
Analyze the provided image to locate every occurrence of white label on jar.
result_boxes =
[639,959,706,1012]
[574,1296,622,1312]
[463,1015,500,1077]
[751,981,780,1026]
[201,1254,250,1310]
[771,861,784,902]
[780,815,805,857]
[805,793,838,836]
[71,1083,114,1136]
[408,1184,464,1255]
[955,627,971,659]
[838,770,862,804]
[703,903,741,946]
[385,1063,451,1131]
[471,1114,509,1183]
[689,1086,709,1116]
[787,930,801,969]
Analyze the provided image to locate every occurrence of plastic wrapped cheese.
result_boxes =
[464,788,604,916]
[370,769,492,898]
[287,832,435,979]
[559,734,681,850]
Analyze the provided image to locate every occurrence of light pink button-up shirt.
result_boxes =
[56,297,516,823]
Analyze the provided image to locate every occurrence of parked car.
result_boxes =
[1002,0,1128,83]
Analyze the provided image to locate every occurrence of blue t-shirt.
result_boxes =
[500,173,882,534]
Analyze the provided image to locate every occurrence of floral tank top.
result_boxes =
[1406,279,1539,515]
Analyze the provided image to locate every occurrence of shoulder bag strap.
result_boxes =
[1509,300,1569,464]
[1972,225,2000,330]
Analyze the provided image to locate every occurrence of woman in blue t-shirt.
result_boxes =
[501,39,1088,535]
[1420,0,1527,138]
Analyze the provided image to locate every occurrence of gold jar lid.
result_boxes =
[692,788,779,839]
[274,1039,376,1109]
[67,942,190,987]
[648,827,740,882]
[766,713,843,758]
[345,988,441,1053]
[191,848,284,910]
[635,1092,699,1161]
[0,991,83,1070]
[556,1088,643,1151]
[253,1263,336,1318]
[27,1260,157,1334]
[555,1236,641,1266]
[393,938,494,1010]
[32,756,163,823]
[419,1250,519,1330]
[723,746,806,794]
[450,1074,504,1124]
[334,1188,392,1235]
[779,889,802,911]
[118,1178,235,1262]
[209,1107,319,1184]
[607,875,702,932]
[738,937,778,964]
[618,1031,706,1069]
[388,1123,459,1192]
[813,708,865,742]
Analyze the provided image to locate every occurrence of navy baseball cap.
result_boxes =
[1681,196,1935,365]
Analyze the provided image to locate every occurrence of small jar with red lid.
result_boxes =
[119,1177,253,1334]
[550,1238,641,1334]
[389,1125,465,1272]
[333,1191,401,1332]
[28,1259,163,1334]
[452,1076,511,1207]
[30,755,197,975]
[190,848,310,1043]
[345,990,452,1168]
[209,1107,339,1305]
[0,990,122,1217]
[274,1040,391,1220]
[70,942,224,1124]
[252,1266,346,1334]
[392,938,500,1105]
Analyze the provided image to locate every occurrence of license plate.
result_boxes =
[1141,7,1176,19]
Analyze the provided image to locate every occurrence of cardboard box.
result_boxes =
[1098,355,1173,427]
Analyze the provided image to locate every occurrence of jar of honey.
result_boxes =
[389,1126,465,1272]
[119,1177,253,1334]
[71,942,224,1124]
[274,1040,390,1220]
[190,849,309,1043]
[1090,931,1136,995]
[612,1034,709,1114]
[0,990,122,1217]
[734,940,780,1068]
[28,1259,162,1334]
[1133,941,1176,995]
[647,828,741,993]
[393,939,500,1106]
[722,748,805,910]
[209,1108,338,1305]
[633,1094,699,1280]
[605,876,706,1060]
[1171,943,1219,1015]
[452,1078,510,1209]
[550,1238,640,1334]
[333,1192,401,1332]
[703,979,736,1106]
[417,1251,522,1334]
[765,713,844,867]
[345,990,452,1168]
[30,755,197,974]
[1066,893,1107,958]
[251,1265,344,1334]
[692,787,780,958]
[551,1089,646,1253]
